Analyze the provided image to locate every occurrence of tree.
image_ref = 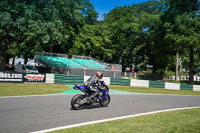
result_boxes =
[0,11,14,70]
[163,0,200,84]
[68,24,112,61]
[0,0,98,69]
[104,1,165,72]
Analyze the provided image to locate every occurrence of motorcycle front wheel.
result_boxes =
[100,94,111,107]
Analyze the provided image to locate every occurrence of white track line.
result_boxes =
[31,106,200,133]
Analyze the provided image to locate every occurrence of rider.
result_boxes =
[84,71,104,101]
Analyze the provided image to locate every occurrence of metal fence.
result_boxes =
[52,67,121,78]
[37,66,121,78]
[35,51,67,58]
[122,72,164,80]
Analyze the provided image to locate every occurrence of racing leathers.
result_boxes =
[84,74,103,101]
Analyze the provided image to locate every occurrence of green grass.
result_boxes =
[0,83,70,97]
[109,85,200,96]
[49,108,200,133]
[1,83,200,96]
[1,83,200,132]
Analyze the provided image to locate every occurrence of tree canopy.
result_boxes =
[0,0,200,84]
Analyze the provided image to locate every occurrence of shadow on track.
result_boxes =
[70,104,108,110]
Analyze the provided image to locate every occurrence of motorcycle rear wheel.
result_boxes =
[71,94,86,110]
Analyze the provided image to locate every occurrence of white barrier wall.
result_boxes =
[45,74,54,84]
[130,79,149,87]
[165,82,180,90]
[84,76,90,82]
[193,85,200,91]
[45,74,200,92]
[102,77,111,85]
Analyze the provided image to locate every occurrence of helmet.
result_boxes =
[96,71,103,79]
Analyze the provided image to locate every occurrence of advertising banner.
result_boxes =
[0,72,23,82]
[23,73,46,82]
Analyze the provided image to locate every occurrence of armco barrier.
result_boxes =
[54,74,84,85]
[149,81,165,88]
[180,83,193,91]
[110,78,130,86]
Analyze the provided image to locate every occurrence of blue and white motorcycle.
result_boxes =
[71,82,110,110]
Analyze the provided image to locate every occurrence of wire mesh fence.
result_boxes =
[44,67,121,78]
[121,72,164,81]
[35,51,67,58]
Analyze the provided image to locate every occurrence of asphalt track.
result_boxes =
[0,93,200,133]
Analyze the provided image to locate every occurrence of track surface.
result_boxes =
[0,94,200,133]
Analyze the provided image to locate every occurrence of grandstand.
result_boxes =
[72,55,108,70]
[73,59,107,69]
[36,56,83,68]
[35,52,108,70]
[35,52,122,78]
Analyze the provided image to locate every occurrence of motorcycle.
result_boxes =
[71,82,111,110]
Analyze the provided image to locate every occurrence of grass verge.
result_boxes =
[0,83,69,97]
[49,108,200,133]
[1,83,200,96]
[109,85,200,96]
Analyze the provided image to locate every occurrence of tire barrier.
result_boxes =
[54,74,84,85]
[149,81,165,88]
[180,83,193,91]
[1,72,199,92]
[51,74,199,91]
[110,78,130,86]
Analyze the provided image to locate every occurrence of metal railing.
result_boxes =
[35,51,67,58]
[121,72,164,80]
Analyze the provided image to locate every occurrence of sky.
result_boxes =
[90,0,148,18]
